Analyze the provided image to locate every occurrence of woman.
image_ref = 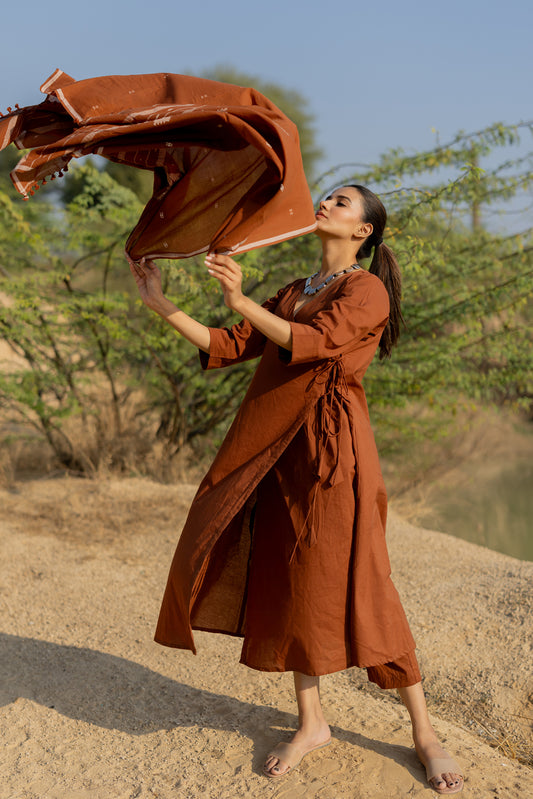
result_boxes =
[128,185,464,795]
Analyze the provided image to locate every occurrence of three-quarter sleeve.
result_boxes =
[284,273,389,365]
[200,286,288,370]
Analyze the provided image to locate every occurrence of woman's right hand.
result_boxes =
[127,254,167,313]
[126,252,210,351]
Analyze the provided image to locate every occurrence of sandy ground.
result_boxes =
[0,476,532,799]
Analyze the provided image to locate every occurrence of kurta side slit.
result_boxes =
[154,270,421,687]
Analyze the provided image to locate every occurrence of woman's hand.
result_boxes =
[206,251,292,350]
[127,254,170,314]
[126,252,210,350]
[205,253,245,313]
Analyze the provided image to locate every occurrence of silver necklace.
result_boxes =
[303,264,360,296]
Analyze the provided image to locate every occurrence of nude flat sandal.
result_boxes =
[262,738,332,779]
[425,756,464,794]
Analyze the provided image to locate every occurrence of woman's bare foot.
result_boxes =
[397,683,463,794]
[263,720,331,777]
[264,672,331,778]
[414,729,463,794]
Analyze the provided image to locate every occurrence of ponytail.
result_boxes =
[349,185,404,359]
[369,242,403,359]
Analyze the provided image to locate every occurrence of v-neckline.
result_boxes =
[291,268,364,320]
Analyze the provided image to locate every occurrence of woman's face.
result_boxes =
[315,186,372,241]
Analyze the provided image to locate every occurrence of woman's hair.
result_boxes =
[349,185,403,359]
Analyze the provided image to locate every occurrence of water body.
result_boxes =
[418,458,533,562]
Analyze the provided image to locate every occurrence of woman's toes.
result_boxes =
[430,772,463,792]
[264,756,289,776]
[446,772,462,787]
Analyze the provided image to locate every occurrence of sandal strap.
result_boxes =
[426,757,463,781]
[267,742,303,769]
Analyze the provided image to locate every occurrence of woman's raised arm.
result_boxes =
[129,252,294,354]
[127,255,211,353]
[205,253,292,351]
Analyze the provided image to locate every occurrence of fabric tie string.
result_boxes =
[289,357,350,563]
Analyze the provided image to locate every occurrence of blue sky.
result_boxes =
[1,0,531,181]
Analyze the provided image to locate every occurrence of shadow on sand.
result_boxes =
[0,632,425,782]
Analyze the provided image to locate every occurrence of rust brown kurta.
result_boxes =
[155,268,417,673]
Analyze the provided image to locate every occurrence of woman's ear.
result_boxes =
[353,222,373,239]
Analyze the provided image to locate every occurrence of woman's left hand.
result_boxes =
[206,251,292,350]
[205,253,244,312]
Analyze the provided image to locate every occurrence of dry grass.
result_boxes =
[0,393,210,487]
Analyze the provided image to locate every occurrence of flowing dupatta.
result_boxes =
[0,69,317,259]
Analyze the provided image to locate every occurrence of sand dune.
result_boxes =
[0,476,531,798]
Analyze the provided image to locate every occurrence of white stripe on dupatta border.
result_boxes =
[55,88,83,124]
[40,69,65,95]
[11,171,27,196]
[1,117,18,151]
[135,221,318,260]
[229,222,318,253]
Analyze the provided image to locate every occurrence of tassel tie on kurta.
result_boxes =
[289,356,350,563]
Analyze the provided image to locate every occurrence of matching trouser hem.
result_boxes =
[366,649,421,689]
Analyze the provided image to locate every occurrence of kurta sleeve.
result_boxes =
[200,286,287,370]
[283,272,389,365]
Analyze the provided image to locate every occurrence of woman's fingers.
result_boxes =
[207,265,241,288]
[205,253,241,282]
[142,257,158,272]
[206,253,239,270]
[126,253,145,277]
[206,261,231,277]
[205,252,244,310]
[126,253,140,276]
[126,253,161,281]
[128,261,145,284]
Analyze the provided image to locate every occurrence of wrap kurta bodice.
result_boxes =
[155,268,416,668]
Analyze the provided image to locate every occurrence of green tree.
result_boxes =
[0,164,143,471]
[336,121,533,458]
[0,162,268,473]
[0,155,54,274]
[104,160,153,203]
[0,143,59,208]
[0,123,531,480]
[0,145,20,194]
